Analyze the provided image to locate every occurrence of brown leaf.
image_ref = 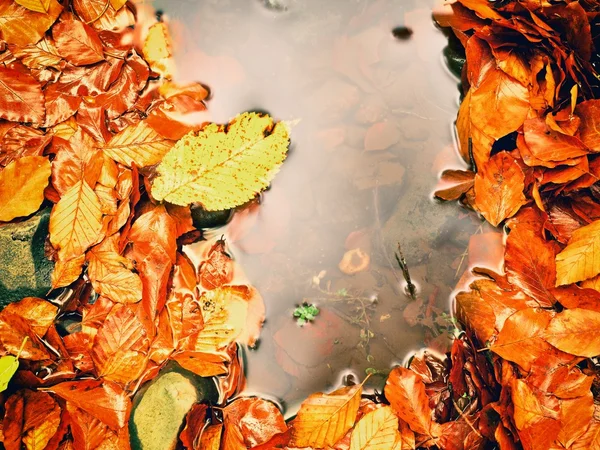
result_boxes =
[434,169,475,201]
[49,379,131,430]
[544,308,600,357]
[2,297,57,336]
[198,238,234,290]
[53,18,104,66]
[0,155,50,222]
[474,152,527,227]
[0,65,45,125]
[575,100,600,151]
[180,403,208,450]
[523,117,589,163]
[0,313,51,360]
[0,0,62,46]
[222,398,287,448]
[384,367,434,436]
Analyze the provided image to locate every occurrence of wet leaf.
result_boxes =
[384,367,433,436]
[222,398,287,448]
[49,180,104,261]
[291,384,362,448]
[3,297,57,336]
[0,0,62,46]
[0,65,45,125]
[544,308,600,357]
[474,152,527,227]
[349,406,399,450]
[555,220,600,285]
[434,169,475,201]
[0,155,50,222]
[151,112,290,210]
[52,18,104,66]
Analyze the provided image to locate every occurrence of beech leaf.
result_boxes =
[291,384,362,448]
[544,308,600,357]
[349,406,400,450]
[49,180,104,261]
[14,0,50,13]
[0,156,51,222]
[102,121,174,168]
[151,112,291,210]
[0,356,19,393]
[0,0,62,46]
[384,367,433,436]
[52,19,104,66]
[555,220,600,285]
[0,66,45,125]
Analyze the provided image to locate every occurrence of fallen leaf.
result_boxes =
[544,308,600,357]
[555,219,600,285]
[349,406,399,450]
[0,0,62,46]
[0,156,50,222]
[291,384,362,448]
[3,297,57,336]
[0,65,45,125]
[151,112,290,210]
[52,19,104,66]
[15,0,50,13]
[222,398,287,448]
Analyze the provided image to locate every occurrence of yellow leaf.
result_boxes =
[0,155,51,222]
[102,121,174,168]
[556,220,600,285]
[109,0,126,10]
[87,237,142,304]
[143,22,174,78]
[49,180,104,260]
[151,112,291,210]
[200,424,223,450]
[544,308,600,357]
[15,0,50,13]
[0,0,62,46]
[52,255,85,289]
[350,406,399,450]
[291,384,362,448]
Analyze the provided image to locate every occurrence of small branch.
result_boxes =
[395,243,417,300]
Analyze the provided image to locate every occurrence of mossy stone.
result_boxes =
[129,361,218,450]
[191,205,232,229]
[0,209,54,309]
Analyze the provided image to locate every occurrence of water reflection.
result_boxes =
[152,0,489,414]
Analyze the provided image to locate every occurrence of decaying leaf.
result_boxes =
[151,112,291,210]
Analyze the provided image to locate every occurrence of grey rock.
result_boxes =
[129,361,218,450]
[0,209,54,308]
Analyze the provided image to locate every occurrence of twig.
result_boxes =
[395,243,417,300]
[452,399,483,438]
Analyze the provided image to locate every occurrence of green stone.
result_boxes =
[129,361,218,450]
[0,209,54,308]
[191,205,232,229]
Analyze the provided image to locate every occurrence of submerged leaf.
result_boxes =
[151,112,290,210]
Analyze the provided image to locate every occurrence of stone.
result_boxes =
[129,361,218,450]
[0,209,54,308]
[191,205,232,229]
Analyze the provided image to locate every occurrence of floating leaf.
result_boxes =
[474,152,527,227]
[0,0,62,46]
[349,406,399,450]
[544,308,600,357]
[291,384,362,448]
[0,66,45,125]
[49,180,104,260]
[0,156,51,222]
[555,220,600,285]
[151,112,290,210]
[102,121,174,168]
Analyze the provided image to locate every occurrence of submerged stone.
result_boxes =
[0,209,54,308]
[129,361,218,450]
[191,204,232,229]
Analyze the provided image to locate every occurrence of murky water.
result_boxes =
[151,0,490,414]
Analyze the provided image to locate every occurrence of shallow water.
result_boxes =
[151,0,489,414]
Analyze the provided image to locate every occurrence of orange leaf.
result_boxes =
[14,0,50,13]
[51,255,85,289]
[384,367,433,436]
[67,403,127,449]
[490,308,553,371]
[555,219,600,286]
[49,379,131,430]
[575,99,600,151]
[474,152,527,227]
[434,169,475,201]
[544,308,600,357]
[2,297,57,337]
[49,180,104,261]
[0,155,50,222]
[91,304,148,383]
[222,398,287,448]
[52,18,104,66]
[0,0,62,46]
[557,395,594,448]
[523,117,589,163]
[0,66,45,126]
[0,313,51,360]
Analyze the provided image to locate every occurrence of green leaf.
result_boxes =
[0,355,19,392]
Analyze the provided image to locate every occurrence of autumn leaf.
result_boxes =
[523,118,589,163]
[49,180,104,261]
[555,220,600,285]
[3,297,57,337]
[52,19,104,66]
[102,121,174,168]
[67,404,126,450]
[0,0,62,46]
[349,406,400,450]
[0,66,45,125]
[222,398,287,448]
[474,152,527,227]
[384,367,434,437]
[0,156,50,222]
[575,100,600,151]
[544,308,600,357]
[291,384,362,448]
[0,313,51,361]
[49,379,131,430]
[490,308,553,371]
[15,0,50,13]
[434,169,475,201]
[51,255,85,289]
[91,304,148,383]
[151,112,291,210]
[143,22,174,78]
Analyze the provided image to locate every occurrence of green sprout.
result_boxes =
[293,303,320,326]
